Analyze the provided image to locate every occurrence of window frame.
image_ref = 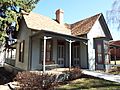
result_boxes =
[40,39,52,63]
[96,43,103,64]
[19,40,25,63]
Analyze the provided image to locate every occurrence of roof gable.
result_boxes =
[69,13,112,40]
[23,12,71,35]
[98,14,113,40]
[70,13,101,36]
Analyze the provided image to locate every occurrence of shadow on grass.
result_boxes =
[56,74,120,90]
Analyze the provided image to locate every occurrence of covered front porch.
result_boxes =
[30,30,88,72]
[4,42,16,67]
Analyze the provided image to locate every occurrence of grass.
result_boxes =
[56,74,120,90]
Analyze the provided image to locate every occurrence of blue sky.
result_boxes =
[33,0,120,40]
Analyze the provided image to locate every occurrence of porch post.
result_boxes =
[43,36,52,73]
[7,48,9,58]
[69,40,72,70]
[114,47,117,65]
[11,49,12,58]
[66,39,75,70]
[43,36,47,73]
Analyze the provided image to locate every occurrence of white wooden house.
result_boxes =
[4,9,112,72]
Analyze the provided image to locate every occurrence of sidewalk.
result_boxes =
[82,70,120,83]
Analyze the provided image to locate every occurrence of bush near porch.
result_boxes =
[63,67,82,81]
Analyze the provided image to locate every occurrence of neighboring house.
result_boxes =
[4,42,16,67]
[109,40,120,60]
[5,9,113,72]
[0,41,16,67]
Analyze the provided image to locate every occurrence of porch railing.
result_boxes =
[39,61,60,70]
[5,58,15,66]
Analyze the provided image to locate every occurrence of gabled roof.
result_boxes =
[67,13,112,40]
[69,13,101,36]
[23,12,71,35]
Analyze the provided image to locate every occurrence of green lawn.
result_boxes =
[56,74,120,90]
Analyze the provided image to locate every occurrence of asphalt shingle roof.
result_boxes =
[23,12,71,35]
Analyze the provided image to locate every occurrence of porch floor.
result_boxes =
[31,68,70,75]
[46,68,70,74]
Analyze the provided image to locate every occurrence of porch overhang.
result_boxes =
[30,29,88,42]
[30,29,88,73]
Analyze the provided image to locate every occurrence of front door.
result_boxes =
[73,43,80,66]
[57,41,65,67]
[95,43,104,70]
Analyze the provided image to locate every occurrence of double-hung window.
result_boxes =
[19,40,25,63]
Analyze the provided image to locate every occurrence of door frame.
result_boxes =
[72,42,80,67]
[57,40,65,67]
[94,38,105,70]
[96,43,104,64]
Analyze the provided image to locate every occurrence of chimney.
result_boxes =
[55,9,64,24]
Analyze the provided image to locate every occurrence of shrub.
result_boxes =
[64,67,82,81]
[14,71,58,90]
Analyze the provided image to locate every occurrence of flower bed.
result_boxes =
[14,71,58,90]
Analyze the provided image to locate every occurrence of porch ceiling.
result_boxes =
[30,29,88,42]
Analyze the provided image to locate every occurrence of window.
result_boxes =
[57,40,65,66]
[19,40,25,63]
[73,42,80,66]
[104,40,109,64]
[40,39,52,63]
[97,44,103,64]
[40,39,44,62]
[58,40,65,59]
[73,46,79,58]
[46,40,52,61]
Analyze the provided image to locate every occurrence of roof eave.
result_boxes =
[30,29,88,42]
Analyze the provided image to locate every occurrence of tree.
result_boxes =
[0,0,40,44]
[107,0,120,30]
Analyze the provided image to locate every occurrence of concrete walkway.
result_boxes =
[83,70,120,83]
